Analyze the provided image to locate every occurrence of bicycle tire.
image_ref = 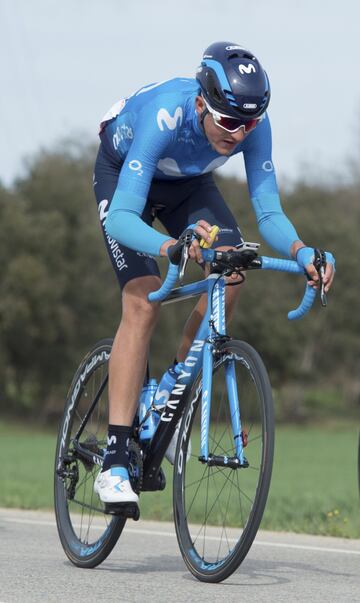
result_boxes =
[54,339,126,568]
[173,339,274,582]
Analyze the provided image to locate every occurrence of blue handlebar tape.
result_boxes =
[148,253,316,319]
[148,263,179,302]
[261,256,303,274]
[261,257,316,319]
[201,249,215,262]
[148,248,215,303]
[288,284,317,320]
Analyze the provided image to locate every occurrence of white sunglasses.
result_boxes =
[202,96,264,133]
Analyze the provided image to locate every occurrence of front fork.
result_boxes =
[199,343,247,467]
[199,275,247,467]
[225,356,247,464]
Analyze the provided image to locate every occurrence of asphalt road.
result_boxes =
[0,508,359,603]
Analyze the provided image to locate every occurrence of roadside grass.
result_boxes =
[261,423,359,538]
[0,419,358,538]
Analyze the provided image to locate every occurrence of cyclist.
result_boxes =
[93,41,335,507]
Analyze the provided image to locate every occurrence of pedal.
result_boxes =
[104,501,140,521]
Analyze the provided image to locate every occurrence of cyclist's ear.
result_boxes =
[195,96,205,115]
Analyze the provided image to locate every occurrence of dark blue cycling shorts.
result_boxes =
[93,142,243,289]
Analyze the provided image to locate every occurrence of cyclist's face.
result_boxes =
[195,96,247,155]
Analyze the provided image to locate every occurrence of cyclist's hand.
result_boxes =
[190,220,218,263]
[296,247,336,292]
[160,222,218,263]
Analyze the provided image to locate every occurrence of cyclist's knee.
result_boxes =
[121,276,161,328]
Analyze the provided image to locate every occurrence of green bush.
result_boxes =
[0,143,359,423]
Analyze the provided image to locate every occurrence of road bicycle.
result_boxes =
[54,226,327,582]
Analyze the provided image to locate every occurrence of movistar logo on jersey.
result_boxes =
[157,107,183,131]
[98,199,109,222]
[239,64,256,75]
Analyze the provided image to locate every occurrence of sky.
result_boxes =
[1,0,360,187]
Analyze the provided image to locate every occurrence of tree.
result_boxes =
[0,142,358,422]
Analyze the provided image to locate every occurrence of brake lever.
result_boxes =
[319,266,327,307]
[179,244,189,283]
[314,248,327,307]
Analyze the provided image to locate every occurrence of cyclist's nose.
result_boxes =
[230,129,246,143]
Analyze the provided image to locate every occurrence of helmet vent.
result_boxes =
[213,88,222,102]
[227,51,254,61]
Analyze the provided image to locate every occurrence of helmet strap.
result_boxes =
[200,107,209,131]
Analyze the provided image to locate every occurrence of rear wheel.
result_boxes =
[173,340,274,582]
[54,339,126,568]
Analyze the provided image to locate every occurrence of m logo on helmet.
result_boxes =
[239,64,256,75]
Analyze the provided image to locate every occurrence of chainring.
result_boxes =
[81,434,103,472]
[128,439,143,494]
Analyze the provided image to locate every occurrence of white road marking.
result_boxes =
[1,516,359,556]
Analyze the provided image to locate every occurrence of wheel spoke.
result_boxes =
[174,342,274,580]
[55,342,124,566]
[184,463,210,518]
[216,471,234,560]
[211,469,232,558]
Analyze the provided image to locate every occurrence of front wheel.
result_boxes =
[173,340,274,582]
[54,339,126,568]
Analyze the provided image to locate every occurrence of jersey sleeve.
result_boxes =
[104,97,179,256]
[242,114,300,258]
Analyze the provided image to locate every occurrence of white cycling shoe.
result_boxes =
[94,466,139,505]
[165,422,192,465]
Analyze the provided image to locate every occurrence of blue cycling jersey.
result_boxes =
[100,77,299,257]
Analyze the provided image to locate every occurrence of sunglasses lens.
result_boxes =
[215,115,243,131]
[215,114,260,133]
[243,119,258,133]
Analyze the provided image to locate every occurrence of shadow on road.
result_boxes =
[71,554,356,587]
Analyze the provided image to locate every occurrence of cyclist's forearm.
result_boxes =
[251,193,300,258]
[105,189,172,256]
[105,209,171,256]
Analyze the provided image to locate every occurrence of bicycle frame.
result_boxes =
[142,272,245,488]
[69,242,320,489]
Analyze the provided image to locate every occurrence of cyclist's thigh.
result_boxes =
[93,144,160,290]
[157,173,243,248]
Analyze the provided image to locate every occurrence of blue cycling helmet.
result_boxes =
[196,41,271,119]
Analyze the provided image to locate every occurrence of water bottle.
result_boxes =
[154,362,184,409]
[138,378,158,441]
[154,362,187,464]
